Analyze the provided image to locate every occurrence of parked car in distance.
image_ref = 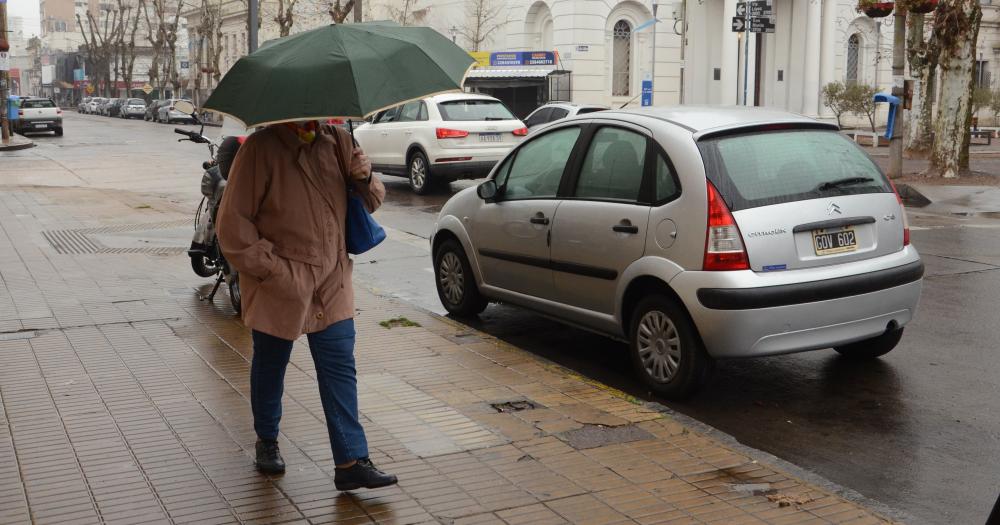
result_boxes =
[15,97,63,136]
[523,101,608,131]
[108,98,127,118]
[430,106,923,398]
[78,97,92,113]
[145,99,166,121]
[86,97,106,114]
[156,99,196,124]
[120,98,147,119]
[353,93,527,194]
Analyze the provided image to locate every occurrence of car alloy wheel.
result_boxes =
[438,251,465,305]
[636,310,682,383]
[409,153,430,194]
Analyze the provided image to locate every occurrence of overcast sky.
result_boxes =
[9,0,42,37]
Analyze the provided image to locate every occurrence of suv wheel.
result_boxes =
[434,238,488,317]
[834,327,903,359]
[408,151,433,194]
[629,295,713,399]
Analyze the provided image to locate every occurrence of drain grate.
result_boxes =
[491,400,539,413]
[42,220,192,255]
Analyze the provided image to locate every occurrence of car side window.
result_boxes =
[549,108,569,121]
[655,153,680,203]
[524,108,552,128]
[398,101,421,122]
[574,127,647,202]
[375,106,400,124]
[498,127,580,200]
[417,102,428,121]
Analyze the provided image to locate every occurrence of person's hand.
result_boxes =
[350,148,371,181]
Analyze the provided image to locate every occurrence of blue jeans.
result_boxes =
[251,319,368,465]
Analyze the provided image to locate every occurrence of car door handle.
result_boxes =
[613,219,639,234]
[530,213,550,225]
[380,131,389,136]
[405,130,413,135]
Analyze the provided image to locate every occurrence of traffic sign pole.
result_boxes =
[743,6,749,106]
[0,0,10,144]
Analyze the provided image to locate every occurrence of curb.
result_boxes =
[0,139,36,152]
[363,283,916,524]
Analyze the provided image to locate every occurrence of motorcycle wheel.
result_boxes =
[228,273,242,315]
[190,255,219,278]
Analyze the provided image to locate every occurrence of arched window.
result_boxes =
[612,20,632,96]
[846,34,860,85]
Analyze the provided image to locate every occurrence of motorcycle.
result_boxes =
[172,101,241,314]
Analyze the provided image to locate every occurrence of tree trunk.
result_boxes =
[928,0,981,178]
[905,13,938,154]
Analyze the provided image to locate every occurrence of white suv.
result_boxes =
[353,93,527,194]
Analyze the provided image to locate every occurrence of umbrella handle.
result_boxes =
[348,120,358,146]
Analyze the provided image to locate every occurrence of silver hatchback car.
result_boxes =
[429,106,923,398]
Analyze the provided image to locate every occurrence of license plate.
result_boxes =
[813,226,857,255]
[479,133,502,143]
[34,124,47,129]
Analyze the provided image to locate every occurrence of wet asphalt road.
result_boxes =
[8,114,1000,524]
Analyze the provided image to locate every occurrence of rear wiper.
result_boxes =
[816,176,874,191]
[483,117,508,121]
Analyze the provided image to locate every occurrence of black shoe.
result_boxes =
[334,458,398,491]
[255,439,285,474]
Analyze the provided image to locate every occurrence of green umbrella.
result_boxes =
[202,21,475,127]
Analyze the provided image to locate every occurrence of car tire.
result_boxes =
[834,327,904,359]
[433,238,488,317]
[629,294,713,399]
[408,151,433,195]
[54,127,63,137]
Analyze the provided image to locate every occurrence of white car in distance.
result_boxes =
[353,93,527,194]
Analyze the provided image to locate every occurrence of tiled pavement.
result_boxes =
[0,185,896,524]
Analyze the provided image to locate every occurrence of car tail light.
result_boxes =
[327,118,345,125]
[703,181,750,271]
[512,127,528,136]
[17,110,23,117]
[57,109,63,115]
[436,128,469,139]
[888,180,911,246]
[168,106,175,111]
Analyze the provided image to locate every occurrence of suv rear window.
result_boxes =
[128,98,144,104]
[699,129,892,211]
[22,99,56,108]
[438,100,515,121]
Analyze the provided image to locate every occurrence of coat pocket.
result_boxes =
[273,244,322,267]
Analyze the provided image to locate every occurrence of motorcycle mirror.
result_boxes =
[174,100,196,115]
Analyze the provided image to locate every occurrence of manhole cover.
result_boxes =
[559,424,655,450]
[491,400,539,413]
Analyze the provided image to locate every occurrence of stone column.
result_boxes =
[802,0,823,116]
[819,0,838,116]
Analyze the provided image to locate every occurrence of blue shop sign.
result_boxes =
[489,51,555,67]
[641,80,653,106]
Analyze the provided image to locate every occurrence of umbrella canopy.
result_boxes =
[203,21,475,127]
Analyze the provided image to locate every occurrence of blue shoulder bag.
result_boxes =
[339,129,386,255]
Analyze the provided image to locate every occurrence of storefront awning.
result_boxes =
[466,68,556,79]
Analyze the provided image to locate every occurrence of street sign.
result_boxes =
[86,85,95,94]
[142,84,153,95]
[736,2,747,17]
[0,51,9,72]
[750,17,775,33]
[641,80,653,107]
[750,0,772,18]
[731,17,745,32]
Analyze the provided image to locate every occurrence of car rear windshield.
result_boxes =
[22,99,56,108]
[128,99,144,104]
[698,129,893,211]
[437,100,515,121]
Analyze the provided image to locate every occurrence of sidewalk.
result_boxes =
[0,185,897,525]
[0,134,35,152]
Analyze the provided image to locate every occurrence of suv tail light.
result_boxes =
[436,128,469,139]
[889,181,911,246]
[17,110,23,117]
[512,127,528,136]
[703,181,750,271]
[57,109,63,115]
[168,106,175,111]
[327,118,345,125]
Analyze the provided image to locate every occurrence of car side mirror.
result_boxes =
[477,180,498,201]
[174,100,195,115]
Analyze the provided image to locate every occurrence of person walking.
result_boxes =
[216,120,397,491]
